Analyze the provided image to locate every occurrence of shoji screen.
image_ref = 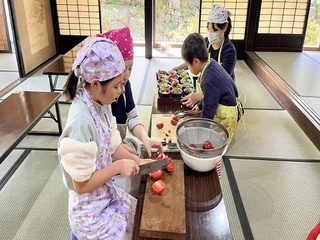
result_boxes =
[56,0,100,36]
[199,0,248,40]
[258,0,309,34]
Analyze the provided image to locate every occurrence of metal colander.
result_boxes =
[176,118,229,158]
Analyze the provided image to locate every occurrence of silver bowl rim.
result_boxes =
[176,118,229,154]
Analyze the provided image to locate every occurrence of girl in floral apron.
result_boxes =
[58,37,152,239]
[181,33,244,177]
[96,27,163,197]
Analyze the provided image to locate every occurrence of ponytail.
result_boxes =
[63,70,80,101]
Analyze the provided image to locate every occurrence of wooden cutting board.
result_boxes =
[151,114,182,152]
[139,160,186,239]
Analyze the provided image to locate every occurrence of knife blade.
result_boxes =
[139,159,167,175]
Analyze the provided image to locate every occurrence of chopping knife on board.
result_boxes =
[126,158,167,198]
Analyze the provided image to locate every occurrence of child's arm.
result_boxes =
[58,137,140,195]
[73,158,139,195]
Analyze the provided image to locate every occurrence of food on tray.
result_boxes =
[158,83,169,89]
[156,69,195,99]
[183,87,194,94]
[171,88,182,95]
[172,79,179,87]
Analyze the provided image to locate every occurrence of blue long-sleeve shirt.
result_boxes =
[205,37,236,80]
[199,59,238,119]
[111,81,142,135]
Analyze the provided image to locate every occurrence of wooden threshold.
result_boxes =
[245,51,320,151]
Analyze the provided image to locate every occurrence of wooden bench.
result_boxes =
[0,91,62,164]
[43,40,86,92]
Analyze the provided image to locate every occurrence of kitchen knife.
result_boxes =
[139,159,167,175]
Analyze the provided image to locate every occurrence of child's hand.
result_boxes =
[142,138,163,157]
[181,92,201,108]
[118,159,139,178]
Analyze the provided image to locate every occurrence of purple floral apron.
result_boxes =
[69,88,136,240]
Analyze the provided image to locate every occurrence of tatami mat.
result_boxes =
[227,109,320,159]
[0,150,69,240]
[0,150,24,180]
[221,166,245,240]
[302,96,320,117]
[226,158,320,240]
[234,61,282,110]
[256,51,320,97]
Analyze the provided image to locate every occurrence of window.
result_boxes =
[304,0,320,48]
[200,0,248,40]
[258,0,308,34]
[56,0,100,36]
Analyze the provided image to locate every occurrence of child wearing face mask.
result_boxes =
[174,4,237,108]
[173,4,236,79]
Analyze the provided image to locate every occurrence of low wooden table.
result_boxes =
[0,91,62,164]
[133,95,232,239]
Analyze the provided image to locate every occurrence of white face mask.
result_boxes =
[207,31,220,44]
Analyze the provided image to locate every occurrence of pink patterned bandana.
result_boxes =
[97,26,134,60]
[207,4,231,24]
[72,37,125,83]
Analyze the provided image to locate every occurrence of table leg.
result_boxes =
[48,75,54,92]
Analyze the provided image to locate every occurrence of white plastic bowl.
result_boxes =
[178,142,227,172]
[176,118,229,172]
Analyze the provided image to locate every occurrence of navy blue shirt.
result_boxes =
[199,60,238,119]
[111,81,135,124]
[205,37,236,80]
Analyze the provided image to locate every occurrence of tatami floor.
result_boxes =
[0,49,319,240]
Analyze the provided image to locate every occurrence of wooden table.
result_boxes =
[0,91,62,164]
[133,95,232,240]
[43,41,85,92]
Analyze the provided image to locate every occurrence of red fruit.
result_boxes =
[189,143,197,148]
[166,160,174,172]
[156,123,164,129]
[155,153,164,160]
[202,140,214,149]
[172,116,179,122]
[171,119,178,126]
[150,170,162,180]
[152,180,165,195]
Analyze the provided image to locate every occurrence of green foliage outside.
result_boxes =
[305,0,320,47]
[305,19,319,46]
[100,0,199,43]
